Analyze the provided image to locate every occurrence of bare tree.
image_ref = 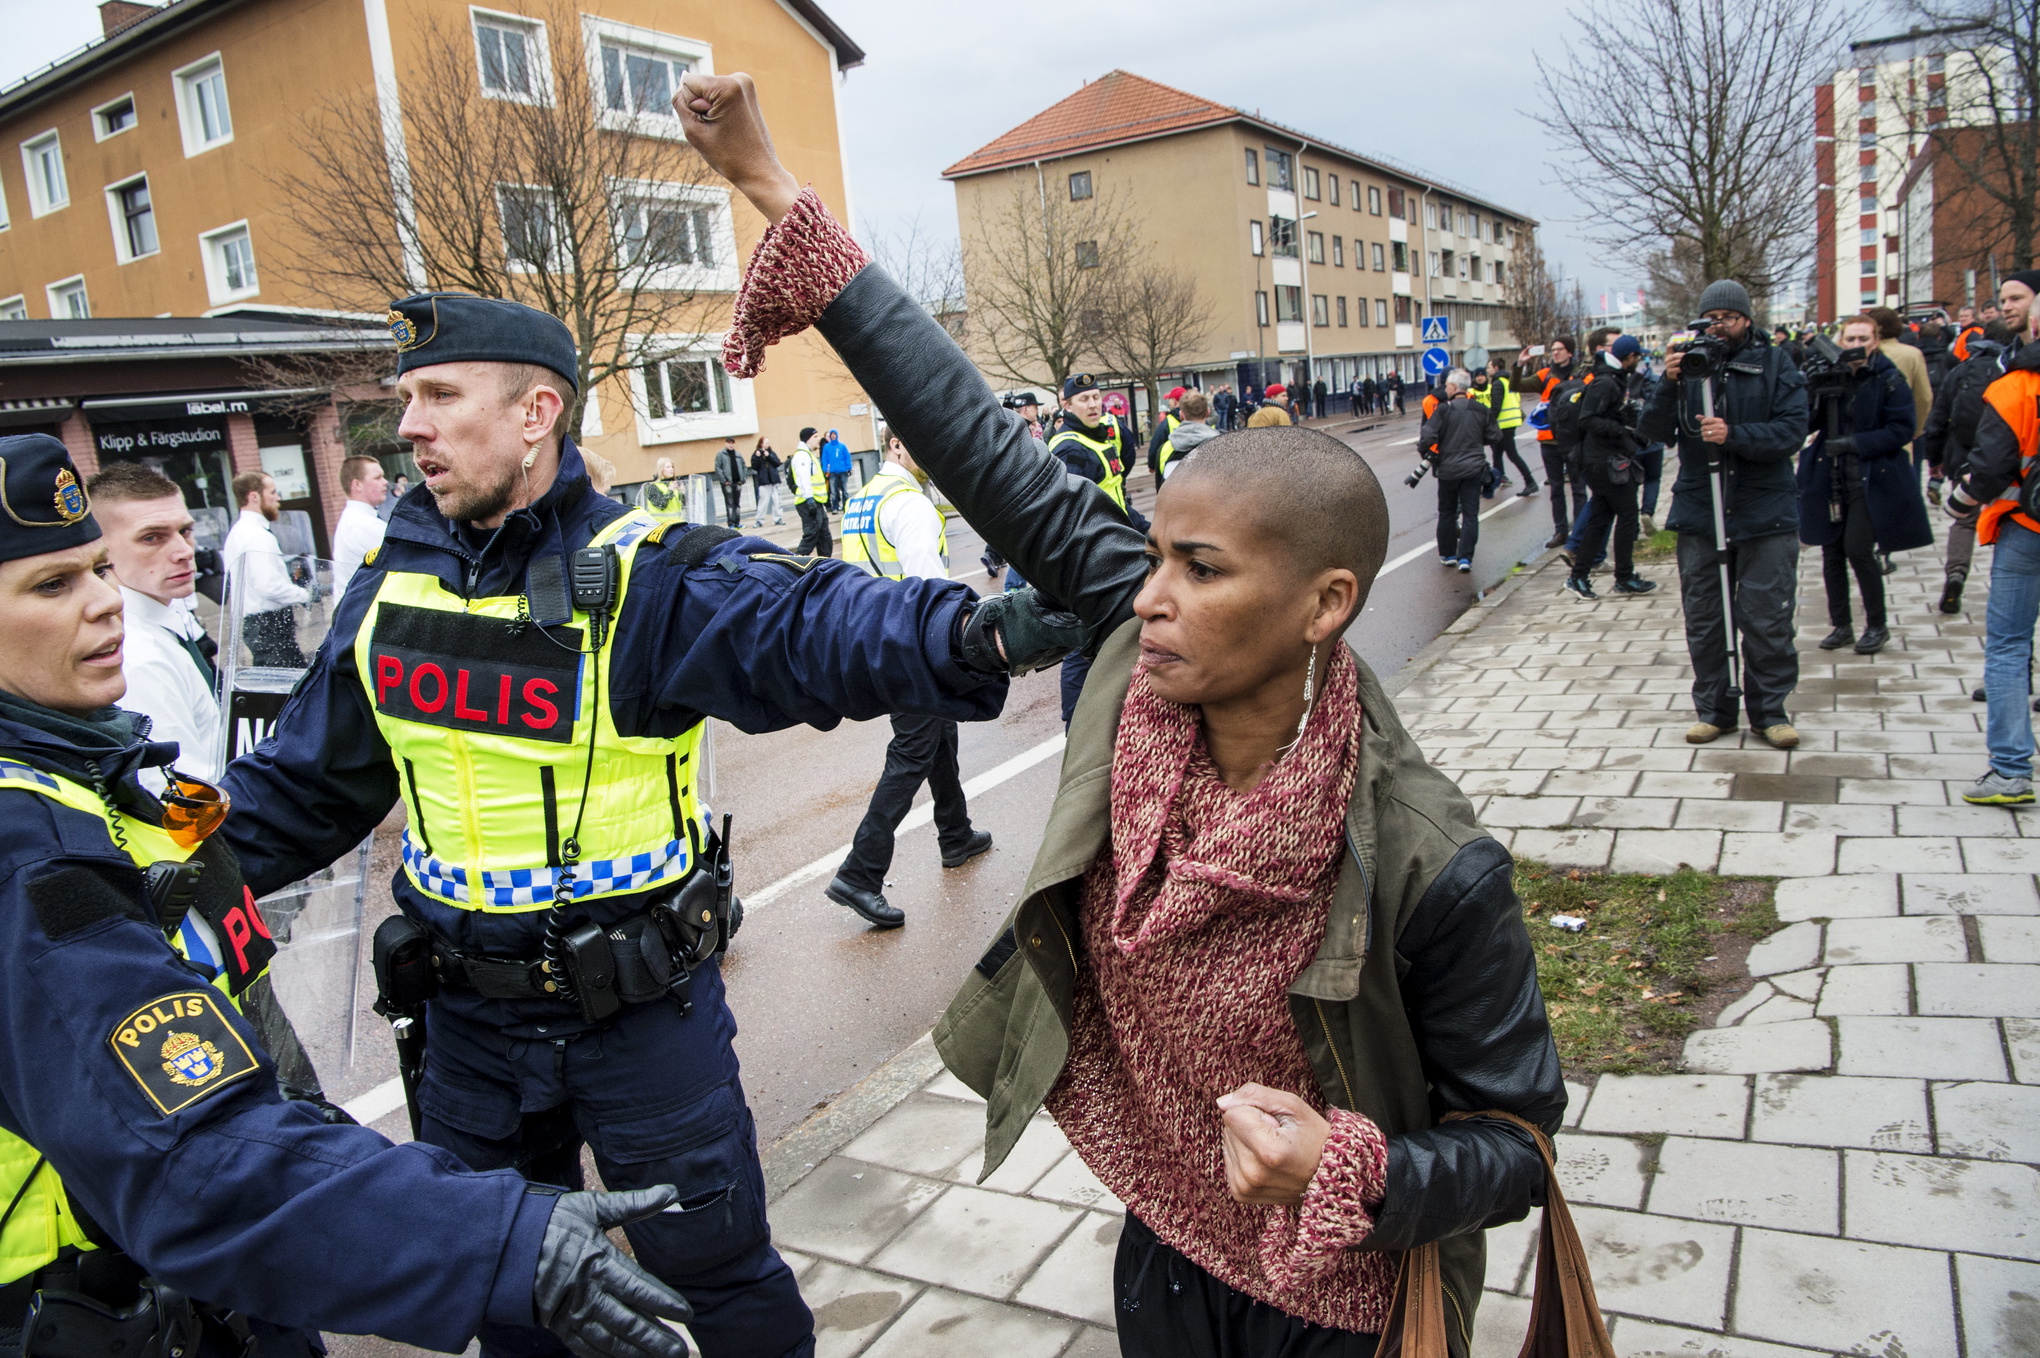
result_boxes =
[1091,267,1216,431]
[958,176,1141,391]
[1503,227,1588,352]
[865,214,968,345]
[1535,0,1845,307]
[1882,4,2040,276]
[269,0,725,427]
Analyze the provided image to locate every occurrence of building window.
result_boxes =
[1275,286,1303,323]
[1328,174,1340,207]
[1331,236,1344,267]
[1336,296,1348,327]
[1269,216,1296,258]
[1860,227,1878,245]
[1470,212,1482,238]
[1427,251,1441,277]
[1860,163,1877,183]
[1250,220,1264,256]
[0,296,25,321]
[93,94,137,141]
[1307,231,1325,264]
[1858,132,1877,148]
[1458,254,1471,280]
[199,221,259,302]
[1424,203,1438,230]
[1256,290,1269,326]
[602,40,689,115]
[1377,298,1390,326]
[107,176,158,261]
[1861,259,1877,276]
[581,18,710,132]
[1928,53,1945,72]
[1302,167,1320,200]
[1356,296,1369,327]
[615,192,718,272]
[642,351,733,419]
[1369,185,1383,215]
[1386,187,1404,219]
[21,131,66,216]
[474,12,546,101]
[1929,86,1947,108]
[1372,242,1386,271]
[174,54,233,155]
[1068,170,1092,201]
[1311,293,1329,326]
[1075,239,1100,269]
[1393,296,1411,324]
[1392,241,1409,272]
[499,186,562,271]
[1244,148,1259,185]
[1264,147,1293,191]
[46,277,88,319]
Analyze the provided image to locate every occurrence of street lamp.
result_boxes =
[1299,209,1318,397]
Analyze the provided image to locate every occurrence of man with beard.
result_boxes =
[223,471,309,666]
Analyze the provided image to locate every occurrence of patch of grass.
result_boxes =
[1516,861,1779,1078]
[1633,528,1679,562]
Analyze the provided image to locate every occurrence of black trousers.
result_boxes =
[839,712,974,891]
[1821,483,1886,629]
[1676,529,1800,728]
[1491,426,1536,484]
[794,498,832,556]
[1540,442,1587,534]
[1436,475,1482,560]
[1114,1214,1378,1358]
[243,608,306,668]
[1576,464,1641,581]
[720,483,743,528]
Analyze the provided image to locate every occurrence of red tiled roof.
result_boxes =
[942,70,1235,178]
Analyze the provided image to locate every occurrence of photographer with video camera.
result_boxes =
[1795,316,1933,657]
[1638,279,1809,749]
[1419,368,1501,573]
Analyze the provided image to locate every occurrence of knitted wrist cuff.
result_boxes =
[1258,1106,1388,1288]
[722,186,871,379]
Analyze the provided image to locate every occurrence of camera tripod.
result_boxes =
[1698,380,1742,713]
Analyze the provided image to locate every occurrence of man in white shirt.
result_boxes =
[788,427,832,557]
[331,455,389,600]
[87,462,222,782]
[825,429,991,927]
[223,471,310,666]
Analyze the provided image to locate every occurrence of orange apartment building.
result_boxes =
[944,72,1535,400]
[0,0,869,551]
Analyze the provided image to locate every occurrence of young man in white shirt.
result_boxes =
[87,462,222,782]
[331,455,388,600]
[825,429,991,927]
[223,471,310,666]
[788,427,832,557]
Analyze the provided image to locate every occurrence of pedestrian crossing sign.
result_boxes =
[1421,316,1451,343]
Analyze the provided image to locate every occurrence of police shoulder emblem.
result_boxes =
[108,990,259,1115]
[386,308,420,351]
[51,468,87,523]
[745,552,821,573]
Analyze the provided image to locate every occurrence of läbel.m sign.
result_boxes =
[185,399,250,416]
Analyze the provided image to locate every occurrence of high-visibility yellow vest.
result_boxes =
[1154,411,1183,476]
[353,511,707,911]
[790,450,825,505]
[1474,378,1523,430]
[0,760,263,1285]
[841,470,948,579]
[636,479,684,521]
[1049,419,1128,513]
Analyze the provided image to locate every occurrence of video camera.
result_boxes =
[1798,332,1866,404]
[1666,317,1732,380]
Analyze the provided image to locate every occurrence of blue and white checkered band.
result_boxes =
[0,760,60,793]
[400,830,694,907]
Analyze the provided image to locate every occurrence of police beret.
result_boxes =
[1061,373,1099,398]
[0,434,100,564]
[388,292,579,391]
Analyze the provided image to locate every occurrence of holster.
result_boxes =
[18,1281,206,1358]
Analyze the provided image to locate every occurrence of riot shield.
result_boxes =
[216,549,378,1107]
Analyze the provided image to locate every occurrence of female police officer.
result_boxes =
[0,434,694,1358]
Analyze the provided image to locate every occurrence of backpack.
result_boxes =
[1545,374,1590,451]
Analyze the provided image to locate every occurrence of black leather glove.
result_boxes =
[959,587,1088,677]
[280,1084,357,1125]
[534,1187,693,1358]
[1826,435,1855,459]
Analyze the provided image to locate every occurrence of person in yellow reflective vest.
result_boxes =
[1047,373,1149,724]
[788,426,832,557]
[634,458,684,521]
[0,433,692,1358]
[1158,390,1219,480]
[1470,367,1538,496]
[1145,386,1185,478]
[830,428,991,926]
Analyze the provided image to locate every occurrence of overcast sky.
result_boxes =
[6,0,1876,311]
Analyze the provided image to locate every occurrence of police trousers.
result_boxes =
[416,969,814,1358]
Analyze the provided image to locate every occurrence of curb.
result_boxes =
[762,1031,948,1202]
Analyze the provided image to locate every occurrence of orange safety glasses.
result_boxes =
[160,772,230,849]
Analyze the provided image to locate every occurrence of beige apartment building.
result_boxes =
[944,71,1535,400]
[0,0,870,548]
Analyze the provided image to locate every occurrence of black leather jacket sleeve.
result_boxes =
[816,267,1149,639]
[1365,838,1567,1251]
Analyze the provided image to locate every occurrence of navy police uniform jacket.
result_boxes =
[220,440,1005,1035]
[0,714,552,1351]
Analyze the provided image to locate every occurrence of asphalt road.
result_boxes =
[284,411,1563,1150]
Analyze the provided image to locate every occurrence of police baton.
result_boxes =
[370,914,439,1141]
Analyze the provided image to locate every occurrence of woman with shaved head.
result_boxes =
[678,75,1573,1356]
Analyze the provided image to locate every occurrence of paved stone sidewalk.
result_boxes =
[756,544,2039,1357]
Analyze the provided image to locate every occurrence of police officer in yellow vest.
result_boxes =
[827,428,991,928]
[1144,385,1184,480]
[1470,366,1538,497]
[217,295,1083,1358]
[1046,374,1149,725]
[787,427,831,558]
[0,434,696,1358]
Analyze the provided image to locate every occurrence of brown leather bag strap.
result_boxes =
[1373,1110,1615,1358]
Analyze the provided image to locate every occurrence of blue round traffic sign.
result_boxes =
[1421,346,1451,377]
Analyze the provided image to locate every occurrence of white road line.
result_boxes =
[744,732,1067,909]
[1378,490,1536,576]
[341,1077,409,1128]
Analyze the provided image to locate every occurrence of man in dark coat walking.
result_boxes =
[1421,368,1500,572]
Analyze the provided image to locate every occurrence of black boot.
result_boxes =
[1854,625,1890,654]
[1940,574,1966,614]
[941,830,994,869]
[1818,625,1855,650]
[825,878,905,928]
